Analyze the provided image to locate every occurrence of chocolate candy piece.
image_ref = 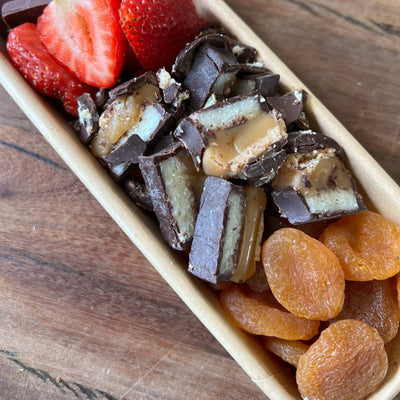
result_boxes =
[102,103,175,166]
[156,68,189,111]
[91,82,161,158]
[271,132,366,224]
[172,32,257,81]
[94,88,108,110]
[183,42,239,110]
[77,93,99,145]
[139,143,198,251]
[239,146,287,186]
[267,90,309,131]
[107,71,159,102]
[0,0,9,37]
[2,0,49,29]
[234,73,280,98]
[106,160,135,182]
[175,92,287,179]
[188,177,246,283]
[123,178,153,212]
[286,130,345,159]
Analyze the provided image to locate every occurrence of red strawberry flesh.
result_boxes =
[38,0,126,88]
[7,22,94,117]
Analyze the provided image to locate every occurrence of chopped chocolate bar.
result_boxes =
[271,132,366,224]
[2,0,49,29]
[105,160,135,183]
[233,73,280,98]
[77,93,99,145]
[156,68,189,110]
[172,32,257,82]
[91,79,161,158]
[107,71,159,101]
[286,130,345,159]
[102,103,175,166]
[139,143,199,251]
[188,177,246,283]
[183,42,239,109]
[94,88,109,110]
[267,89,309,131]
[175,92,287,178]
[123,178,153,212]
[0,0,9,37]
[239,146,287,186]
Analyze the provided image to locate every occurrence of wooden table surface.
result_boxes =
[1,1,400,399]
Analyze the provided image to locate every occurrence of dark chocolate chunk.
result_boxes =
[267,89,309,131]
[108,72,158,101]
[102,134,147,166]
[188,177,246,284]
[286,130,345,159]
[0,0,9,37]
[105,160,135,182]
[183,42,239,109]
[2,0,49,29]
[175,93,287,176]
[139,143,199,251]
[77,93,99,145]
[174,117,208,171]
[271,142,366,224]
[94,88,109,110]
[123,178,153,212]
[145,133,176,155]
[234,73,280,98]
[156,68,189,114]
[102,103,175,166]
[172,32,256,81]
[240,148,287,186]
[272,189,315,225]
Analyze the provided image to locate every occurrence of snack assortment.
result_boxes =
[2,1,400,399]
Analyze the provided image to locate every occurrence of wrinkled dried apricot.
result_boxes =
[262,337,309,367]
[262,228,345,321]
[320,210,400,281]
[220,285,320,340]
[296,320,388,400]
[331,279,400,343]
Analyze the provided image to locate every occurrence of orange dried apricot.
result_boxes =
[220,285,320,340]
[331,279,400,343]
[262,228,345,321]
[262,337,309,367]
[320,210,400,281]
[296,320,388,400]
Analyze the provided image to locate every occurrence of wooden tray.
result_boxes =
[1,1,400,399]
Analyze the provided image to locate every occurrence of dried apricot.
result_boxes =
[262,337,309,367]
[262,228,345,320]
[220,285,320,340]
[320,210,400,281]
[296,320,388,400]
[331,279,400,343]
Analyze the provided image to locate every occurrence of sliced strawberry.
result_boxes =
[38,0,126,88]
[119,0,207,72]
[7,23,95,117]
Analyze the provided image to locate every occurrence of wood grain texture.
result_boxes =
[0,1,400,399]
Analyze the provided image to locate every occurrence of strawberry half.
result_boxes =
[38,0,126,88]
[119,0,206,72]
[7,23,94,117]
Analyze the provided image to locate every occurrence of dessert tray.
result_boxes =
[1,0,400,398]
